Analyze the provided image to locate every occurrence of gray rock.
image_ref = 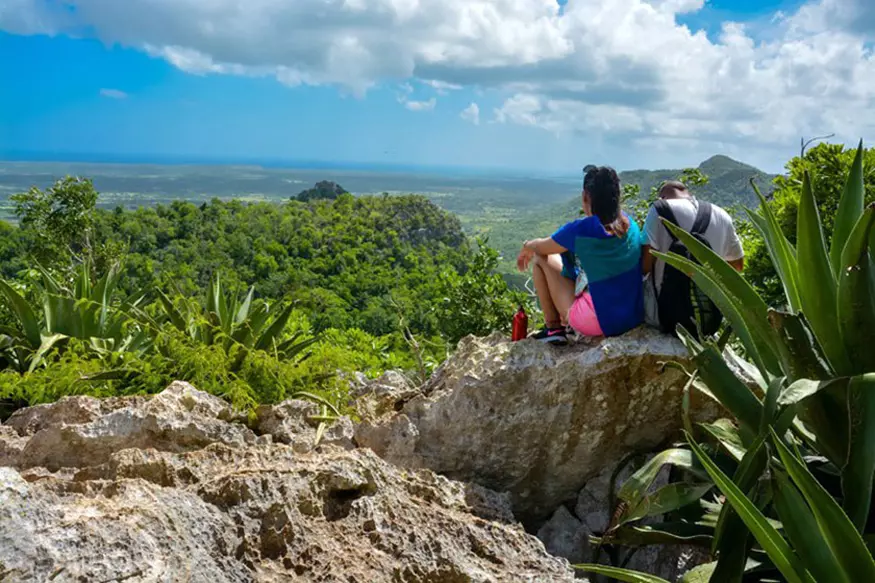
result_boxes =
[356,328,721,522]
[255,399,355,453]
[0,383,577,583]
[537,505,590,565]
[13,382,258,471]
[353,369,419,422]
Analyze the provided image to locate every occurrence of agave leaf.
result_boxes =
[837,206,875,374]
[712,433,768,550]
[693,346,762,434]
[768,310,833,381]
[690,433,814,583]
[155,289,187,332]
[747,180,802,312]
[701,420,746,462]
[843,374,875,532]
[573,564,671,583]
[653,248,779,379]
[620,483,713,525]
[830,140,866,276]
[74,261,91,300]
[771,428,875,579]
[617,449,697,505]
[797,172,851,376]
[681,562,717,583]
[254,302,295,352]
[778,378,848,408]
[35,264,62,296]
[235,286,255,326]
[772,471,850,583]
[0,279,42,348]
[27,333,67,373]
[760,376,785,435]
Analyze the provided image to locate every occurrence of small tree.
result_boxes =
[11,176,99,265]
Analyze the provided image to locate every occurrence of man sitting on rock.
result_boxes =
[642,180,744,337]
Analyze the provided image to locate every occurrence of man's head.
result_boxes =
[658,180,691,200]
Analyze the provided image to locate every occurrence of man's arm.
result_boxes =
[641,245,654,275]
[728,257,744,272]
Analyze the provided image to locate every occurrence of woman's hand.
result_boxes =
[517,243,535,272]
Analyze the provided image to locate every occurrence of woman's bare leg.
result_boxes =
[532,254,576,327]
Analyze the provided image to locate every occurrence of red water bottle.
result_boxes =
[512,305,528,341]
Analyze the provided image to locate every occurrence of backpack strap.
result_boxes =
[653,199,680,242]
[691,200,713,235]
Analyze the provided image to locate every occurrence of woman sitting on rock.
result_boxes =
[517,165,646,344]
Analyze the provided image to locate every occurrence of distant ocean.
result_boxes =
[0,150,576,182]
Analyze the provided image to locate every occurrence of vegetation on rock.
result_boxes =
[579,141,875,582]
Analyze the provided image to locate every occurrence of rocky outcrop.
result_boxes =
[0,383,575,582]
[355,329,725,523]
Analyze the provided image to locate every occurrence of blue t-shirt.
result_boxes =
[551,214,645,336]
[560,250,578,281]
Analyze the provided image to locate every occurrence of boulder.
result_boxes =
[12,381,257,471]
[356,329,724,523]
[255,399,355,453]
[352,370,419,422]
[0,384,576,583]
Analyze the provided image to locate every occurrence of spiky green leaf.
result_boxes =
[772,428,875,580]
[830,140,866,276]
[797,172,850,375]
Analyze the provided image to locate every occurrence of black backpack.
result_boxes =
[653,199,723,339]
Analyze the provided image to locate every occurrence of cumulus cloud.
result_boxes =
[461,103,481,125]
[404,98,437,112]
[3,0,875,156]
[99,88,128,99]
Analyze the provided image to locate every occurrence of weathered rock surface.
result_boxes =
[0,384,575,582]
[255,399,355,453]
[356,329,723,523]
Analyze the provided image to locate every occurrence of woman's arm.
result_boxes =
[517,237,568,271]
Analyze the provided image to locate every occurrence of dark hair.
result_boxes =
[658,180,689,199]
[587,166,629,237]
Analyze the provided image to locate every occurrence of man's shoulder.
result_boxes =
[703,201,736,228]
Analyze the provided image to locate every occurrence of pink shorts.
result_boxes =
[568,292,604,337]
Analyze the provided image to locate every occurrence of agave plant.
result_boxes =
[0,261,150,373]
[154,274,315,367]
[578,142,875,582]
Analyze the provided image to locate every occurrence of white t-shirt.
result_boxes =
[644,197,744,294]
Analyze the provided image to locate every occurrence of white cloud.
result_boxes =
[422,79,463,94]
[404,98,437,112]
[461,102,481,125]
[99,88,128,99]
[4,0,875,160]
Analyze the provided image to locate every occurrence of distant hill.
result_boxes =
[619,155,776,209]
[295,180,349,202]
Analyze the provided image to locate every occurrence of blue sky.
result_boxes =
[1,0,872,174]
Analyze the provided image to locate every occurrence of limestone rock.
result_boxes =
[356,328,722,523]
[0,384,576,583]
[255,399,355,453]
[353,370,419,422]
[537,505,589,565]
[12,381,257,471]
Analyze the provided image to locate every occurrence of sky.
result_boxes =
[1,0,874,175]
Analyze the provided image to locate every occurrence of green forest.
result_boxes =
[0,141,872,425]
[0,182,522,417]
